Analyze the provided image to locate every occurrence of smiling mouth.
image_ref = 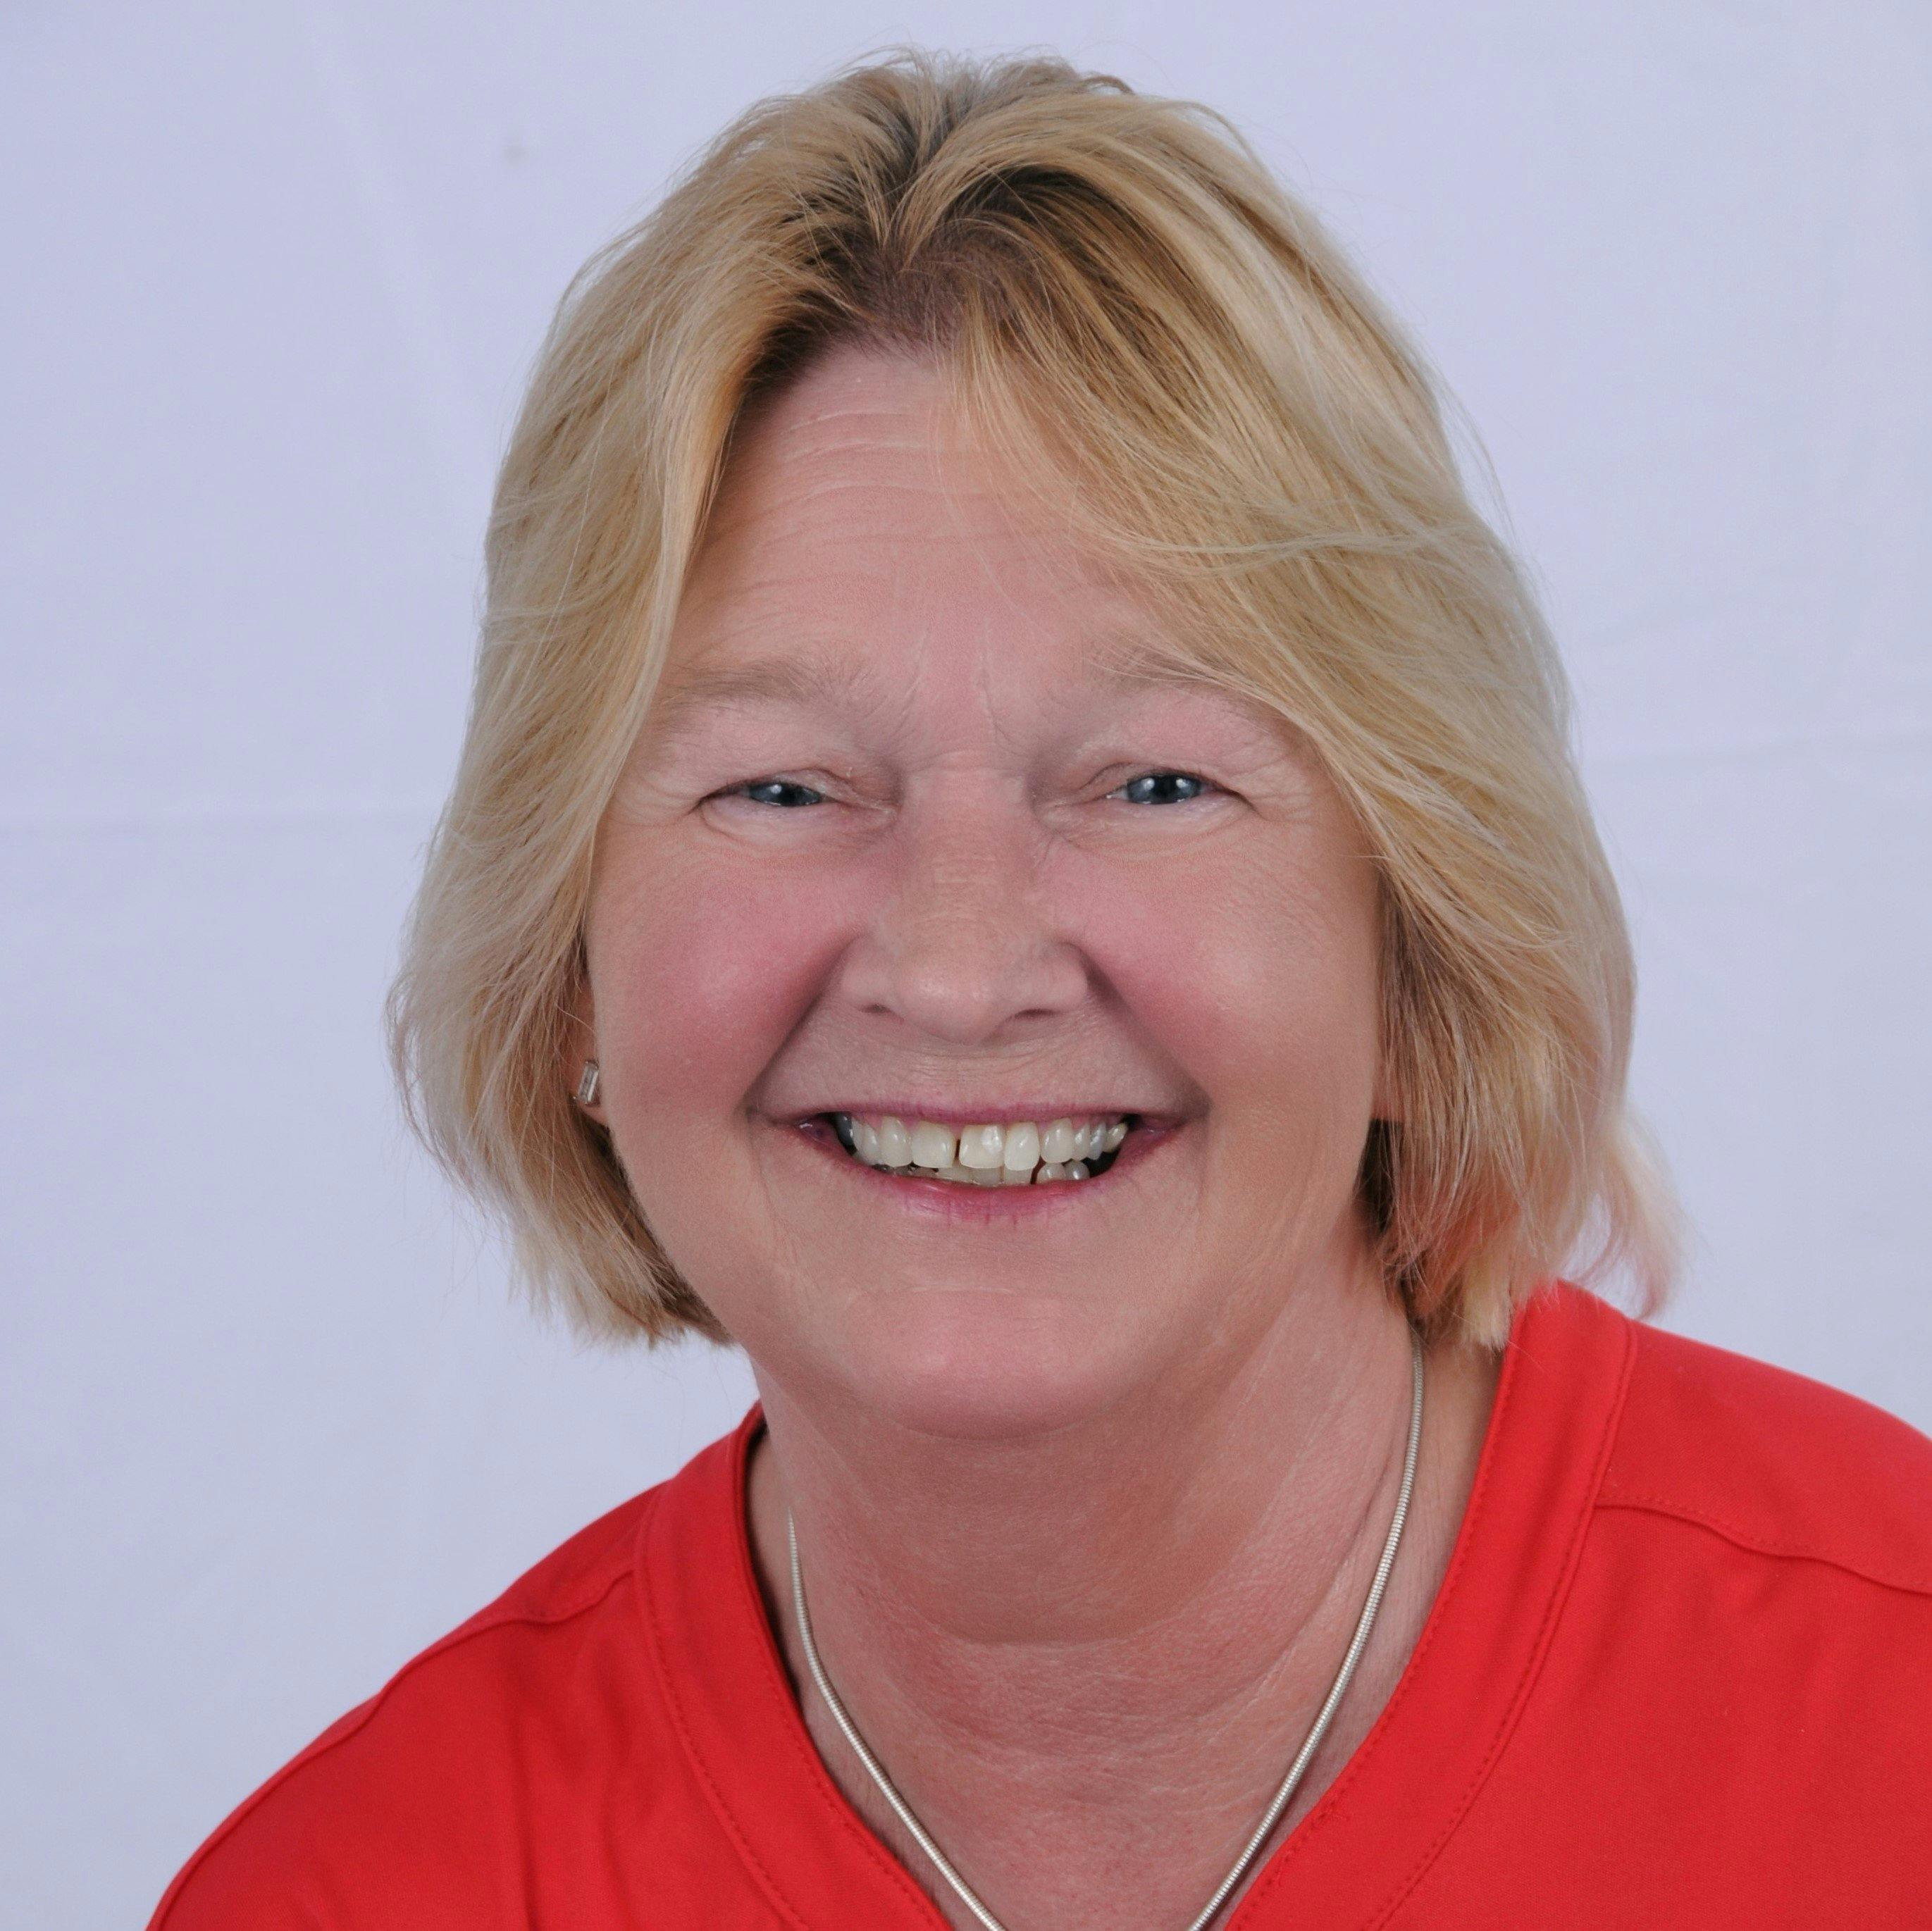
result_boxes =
[813,1110,1137,1186]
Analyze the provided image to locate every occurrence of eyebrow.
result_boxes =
[646,657,875,731]
[643,631,1225,741]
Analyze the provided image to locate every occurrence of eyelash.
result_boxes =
[712,771,1222,809]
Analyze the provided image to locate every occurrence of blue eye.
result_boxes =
[1113,771,1214,805]
[726,778,826,808]
[714,773,1215,810]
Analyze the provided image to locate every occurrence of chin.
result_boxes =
[828,1284,1151,1443]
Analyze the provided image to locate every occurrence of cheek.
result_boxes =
[1067,845,1382,1124]
[588,842,853,1115]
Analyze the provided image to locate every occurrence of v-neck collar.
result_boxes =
[635,1281,1635,1928]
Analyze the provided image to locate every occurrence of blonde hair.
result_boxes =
[386,44,1682,1351]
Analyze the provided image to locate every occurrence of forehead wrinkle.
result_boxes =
[719,394,971,535]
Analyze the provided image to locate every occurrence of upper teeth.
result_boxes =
[834,1113,1130,1185]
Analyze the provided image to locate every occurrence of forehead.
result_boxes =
[654,344,1225,721]
[684,346,1110,615]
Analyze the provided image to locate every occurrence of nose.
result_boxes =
[832,774,1090,1046]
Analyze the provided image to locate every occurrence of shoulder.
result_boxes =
[147,1474,678,1929]
[1594,1305,1932,1599]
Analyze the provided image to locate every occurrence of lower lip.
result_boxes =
[766,1115,1184,1222]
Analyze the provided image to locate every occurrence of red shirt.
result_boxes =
[149,1282,1932,1927]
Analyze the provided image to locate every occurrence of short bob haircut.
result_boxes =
[387,45,1682,1351]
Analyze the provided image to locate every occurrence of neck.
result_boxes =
[743,1270,1501,1931]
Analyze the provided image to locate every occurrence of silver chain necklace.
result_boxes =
[786,1322,1426,1931]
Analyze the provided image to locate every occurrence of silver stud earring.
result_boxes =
[575,1060,602,1107]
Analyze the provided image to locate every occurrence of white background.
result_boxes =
[4,5,1927,1924]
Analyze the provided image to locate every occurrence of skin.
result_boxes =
[575,341,1501,1930]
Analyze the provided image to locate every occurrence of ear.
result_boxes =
[562,951,609,1128]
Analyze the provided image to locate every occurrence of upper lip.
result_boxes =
[773,1103,1181,1128]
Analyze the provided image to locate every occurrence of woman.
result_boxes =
[150,47,1931,1930]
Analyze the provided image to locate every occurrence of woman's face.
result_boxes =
[581,343,1389,1440]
